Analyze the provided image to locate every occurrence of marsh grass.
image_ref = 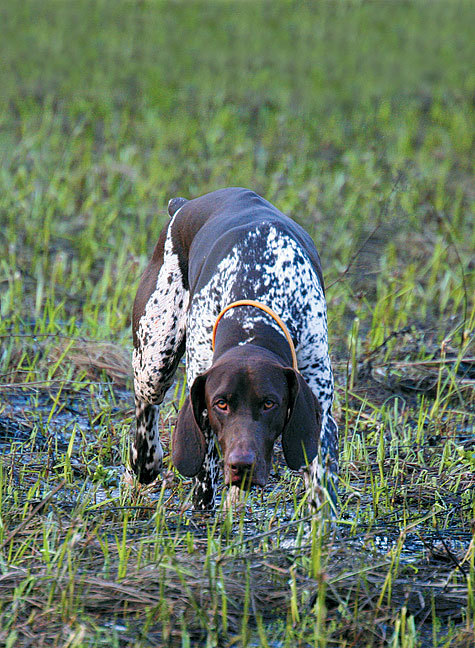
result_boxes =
[1,1,474,646]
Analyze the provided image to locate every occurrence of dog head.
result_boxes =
[172,347,321,489]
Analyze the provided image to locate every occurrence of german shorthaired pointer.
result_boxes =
[131,188,338,511]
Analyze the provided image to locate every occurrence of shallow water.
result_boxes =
[1,381,472,573]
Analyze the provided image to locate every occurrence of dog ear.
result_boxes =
[172,373,208,477]
[281,369,321,470]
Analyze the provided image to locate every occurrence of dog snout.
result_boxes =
[229,449,256,471]
[227,448,257,484]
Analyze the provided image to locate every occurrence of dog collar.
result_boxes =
[212,300,298,371]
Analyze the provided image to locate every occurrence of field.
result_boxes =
[0,1,474,646]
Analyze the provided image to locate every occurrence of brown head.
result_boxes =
[172,346,321,489]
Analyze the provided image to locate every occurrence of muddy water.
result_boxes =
[1,382,472,567]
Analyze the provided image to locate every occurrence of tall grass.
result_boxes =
[0,1,473,645]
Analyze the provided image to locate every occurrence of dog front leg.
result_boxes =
[192,435,220,510]
[303,410,338,517]
[130,398,163,484]
[131,220,189,485]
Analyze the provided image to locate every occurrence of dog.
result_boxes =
[131,188,338,511]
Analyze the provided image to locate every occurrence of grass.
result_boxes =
[0,1,474,646]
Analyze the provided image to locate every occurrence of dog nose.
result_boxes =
[228,450,256,478]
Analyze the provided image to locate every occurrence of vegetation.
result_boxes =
[0,1,474,646]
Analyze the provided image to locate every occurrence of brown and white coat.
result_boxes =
[131,188,338,510]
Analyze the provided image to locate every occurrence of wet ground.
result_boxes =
[0,334,473,648]
[1,376,472,561]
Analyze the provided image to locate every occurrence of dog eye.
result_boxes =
[214,399,228,411]
[263,399,275,410]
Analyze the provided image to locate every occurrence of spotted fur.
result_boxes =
[131,188,338,510]
[131,211,189,483]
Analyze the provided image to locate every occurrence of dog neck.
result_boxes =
[212,317,296,369]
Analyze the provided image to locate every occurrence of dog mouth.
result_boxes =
[226,466,266,489]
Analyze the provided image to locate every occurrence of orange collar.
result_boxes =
[211,299,298,371]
